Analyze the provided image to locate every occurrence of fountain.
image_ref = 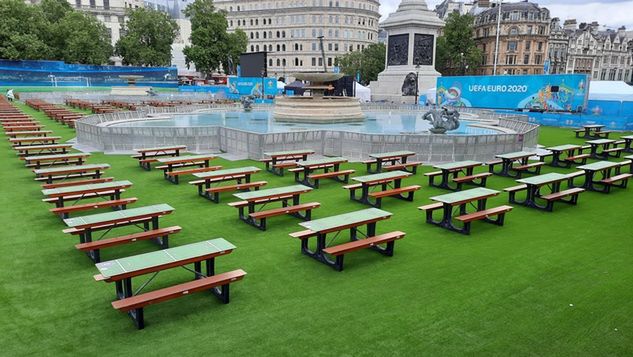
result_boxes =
[273,72,364,123]
[111,75,151,96]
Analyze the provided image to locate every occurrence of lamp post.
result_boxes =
[492,0,502,75]
[260,69,266,100]
[415,64,420,106]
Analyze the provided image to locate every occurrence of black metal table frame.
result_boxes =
[548,148,579,168]
[294,163,348,188]
[490,157,530,178]
[41,169,104,184]
[367,155,412,174]
[162,159,210,184]
[430,166,477,191]
[509,182,564,211]
[349,178,410,208]
[425,198,503,235]
[29,155,85,170]
[267,154,309,176]
[138,148,182,171]
[197,173,253,202]
[237,193,310,230]
[576,126,604,139]
[578,167,622,193]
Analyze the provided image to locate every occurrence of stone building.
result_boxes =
[473,1,551,75]
[214,0,381,78]
[434,0,474,20]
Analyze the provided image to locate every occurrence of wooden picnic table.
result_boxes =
[9,136,61,147]
[15,144,72,157]
[94,238,244,329]
[6,130,52,138]
[42,180,132,208]
[423,187,511,235]
[191,166,263,202]
[575,124,606,139]
[157,154,216,184]
[134,145,186,170]
[293,208,403,271]
[544,144,585,168]
[576,161,631,193]
[3,124,44,132]
[348,171,414,207]
[262,149,314,176]
[294,157,350,188]
[585,139,619,159]
[430,160,485,191]
[511,173,584,211]
[367,150,417,173]
[33,163,110,184]
[23,152,90,169]
[232,184,315,230]
[491,151,540,178]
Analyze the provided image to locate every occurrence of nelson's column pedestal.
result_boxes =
[371,0,444,103]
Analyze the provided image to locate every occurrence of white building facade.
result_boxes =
[214,0,381,78]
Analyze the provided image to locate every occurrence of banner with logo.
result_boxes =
[436,74,589,112]
[227,76,278,97]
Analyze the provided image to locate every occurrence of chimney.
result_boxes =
[563,19,577,31]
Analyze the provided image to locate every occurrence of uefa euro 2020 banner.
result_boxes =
[436,74,589,112]
[227,76,278,97]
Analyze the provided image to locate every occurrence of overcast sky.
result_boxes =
[379,0,633,31]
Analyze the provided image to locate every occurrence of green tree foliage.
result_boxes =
[0,0,112,64]
[115,8,179,66]
[336,43,385,85]
[435,12,482,76]
[183,0,247,75]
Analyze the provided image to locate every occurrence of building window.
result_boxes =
[537,42,543,52]
[527,25,533,35]
[103,0,109,9]
[507,41,517,52]
[509,27,518,36]
[75,0,81,7]
[312,58,316,66]
[523,54,530,64]
[535,54,542,64]
[525,41,531,51]
[89,0,95,8]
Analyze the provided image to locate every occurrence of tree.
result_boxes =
[115,8,179,66]
[56,12,112,64]
[183,0,247,75]
[0,0,52,60]
[435,12,482,76]
[336,43,385,85]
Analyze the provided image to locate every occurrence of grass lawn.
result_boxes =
[2,104,632,356]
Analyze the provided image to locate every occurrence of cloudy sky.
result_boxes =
[379,0,633,31]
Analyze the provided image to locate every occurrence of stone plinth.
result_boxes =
[371,0,444,103]
[274,96,364,123]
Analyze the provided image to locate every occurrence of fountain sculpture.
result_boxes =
[423,106,461,134]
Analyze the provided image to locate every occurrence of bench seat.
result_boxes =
[273,162,298,169]
[382,161,422,173]
[248,202,320,230]
[321,231,406,271]
[452,172,492,189]
[600,173,633,192]
[206,181,267,193]
[308,169,355,180]
[455,205,513,227]
[542,188,585,201]
[111,269,246,329]
[42,189,126,204]
[41,177,114,189]
[289,229,317,240]
[565,153,590,162]
[50,197,137,218]
[515,162,545,171]
[418,202,444,223]
[368,185,421,198]
[164,166,221,177]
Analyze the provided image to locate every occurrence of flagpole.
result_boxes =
[493,0,502,75]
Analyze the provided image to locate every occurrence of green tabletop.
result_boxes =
[136,145,186,152]
[299,208,391,232]
[63,203,174,228]
[25,153,90,161]
[620,135,633,140]
[95,238,235,279]
[370,151,416,159]
[577,161,620,171]
[624,155,633,160]
[430,187,500,205]
[583,125,604,128]
[298,157,346,167]
[586,139,614,145]
[234,185,312,200]
[353,170,411,183]
[547,144,581,151]
[496,151,535,160]
[9,136,61,141]
[517,173,569,186]
[157,154,214,164]
[194,166,260,179]
[42,180,132,196]
[433,160,482,170]
[34,163,110,175]
[264,149,314,157]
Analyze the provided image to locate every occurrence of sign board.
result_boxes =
[436,74,589,112]
[227,76,278,97]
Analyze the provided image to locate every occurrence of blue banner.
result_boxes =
[436,74,589,112]
[227,76,278,97]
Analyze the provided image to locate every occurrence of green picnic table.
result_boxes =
[577,161,628,192]
[492,151,537,177]
[33,163,110,183]
[157,154,216,184]
[431,160,483,190]
[349,171,412,207]
[263,149,314,176]
[512,173,581,211]
[191,166,262,202]
[42,179,132,207]
[585,139,618,159]
[294,157,350,188]
[367,150,416,173]
[23,152,90,169]
[544,144,584,168]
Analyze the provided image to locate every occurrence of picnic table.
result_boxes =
[23,152,90,169]
[262,149,314,176]
[231,184,318,230]
[419,187,512,235]
[9,136,61,147]
[619,135,633,153]
[544,144,587,168]
[575,124,608,139]
[191,166,264,202]
[576,161,632,193]
[42,180,132,215]
[585,139,621,160]
[346,171,419,208]
[428,160,488,191]
[14,144,72,157]
[6,130,52,138]
[490,151,543,178]
[156,154,218,184]
[293,157,352,188]
[365,151,420,174]
[133,145,186,170]
[508,173,585,211]
[33,163,110,184]
[290,208,405,271]
[94,238,245,329]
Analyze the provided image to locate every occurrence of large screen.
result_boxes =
[239,52,267,78]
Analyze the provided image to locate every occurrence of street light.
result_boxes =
[415,64,421,106]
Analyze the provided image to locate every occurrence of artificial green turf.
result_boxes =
[1,104,632,356]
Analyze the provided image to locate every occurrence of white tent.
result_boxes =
[425,87,437,105]
[588,81,633,101]
[355,82,371,102]
[276,81,286,90]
